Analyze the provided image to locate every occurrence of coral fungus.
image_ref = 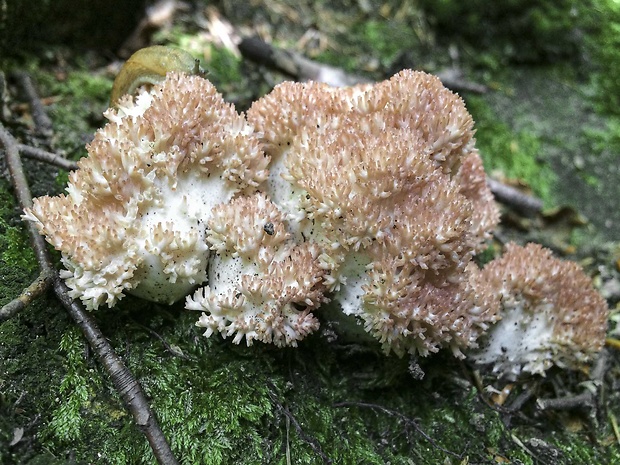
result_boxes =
[24,73,268,309]
[24,67,608,376]
[471,242,609,378]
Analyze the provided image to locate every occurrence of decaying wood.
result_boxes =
[239,35,488,94]
[239,36,372,87]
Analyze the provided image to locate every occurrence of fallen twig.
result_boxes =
[0,125,53,270]
[18,144,78,171]
[0,122,179,465]
[536,348,608,413]
[12,71,54,138]
[0,123,55,323]
[239,36,371,87]
[0,272,53,322]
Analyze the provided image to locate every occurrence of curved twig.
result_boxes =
[536,348,609,413]
[267,382,332,464]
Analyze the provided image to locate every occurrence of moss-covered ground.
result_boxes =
[1,0,620,463]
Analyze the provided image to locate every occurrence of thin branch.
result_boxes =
[0,122,179,465]
[536,349,609,412]
[0,272,53,322]
[239,36,371,87]
[0,125,53,269]
[12,71,54,138]
[134,321,194,361]
[18,144,79,171]
[505,386,536,413]
[53,277,180,464]
[0,127,54,323]
[333,401,463,459]
[537,390,595,411]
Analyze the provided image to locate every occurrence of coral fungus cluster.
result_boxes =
[24,69,608,377]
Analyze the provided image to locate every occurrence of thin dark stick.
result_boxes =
[537,390,595,411]
[0,123,54,322]
[0,122,179,465]
[134,322,194,361]
[53,277,180,464]
[505,386,536,413]
[18,144,79,171]
[12,71,54,138]
[0,125,53,269]
[333,401,462,459]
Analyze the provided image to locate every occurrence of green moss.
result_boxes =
[0,222,37,273]
[0,179,37,274]
[2,286,615,464]
[44,328,101,444]
[28,61,112,155]
[18,298,540,464]
[418,0,600,64]
[549,429,620,464]
[351,20,419,67]
[467,95,556,206]
[0,295,70,463]
[582,117,620,160]
[55,169,70,191]
[590,1,620,116]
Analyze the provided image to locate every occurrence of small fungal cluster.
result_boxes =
[24,69,608,378]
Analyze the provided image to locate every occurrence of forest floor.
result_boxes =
[1,1,619,464]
